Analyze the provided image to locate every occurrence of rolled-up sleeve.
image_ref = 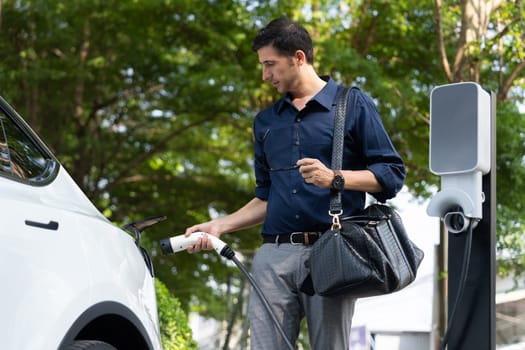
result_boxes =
[352,90,406,202]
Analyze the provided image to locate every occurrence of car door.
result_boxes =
[0,100,98,349]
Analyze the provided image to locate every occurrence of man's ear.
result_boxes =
[294,50,307,65]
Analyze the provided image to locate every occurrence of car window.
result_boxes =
[0,111,51,181]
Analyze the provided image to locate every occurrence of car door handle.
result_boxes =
[25,220,59,231]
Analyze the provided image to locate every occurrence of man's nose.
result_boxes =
[262,67,271,81]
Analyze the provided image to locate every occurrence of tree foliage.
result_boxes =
[155,278,199,349]
[1,0,524,345]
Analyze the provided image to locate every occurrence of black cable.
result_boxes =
[220,246,295,350]
[438,221,474,350]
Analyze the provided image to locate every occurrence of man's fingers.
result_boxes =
[187,235,213,254]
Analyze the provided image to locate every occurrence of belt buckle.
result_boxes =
[290,232,303,245]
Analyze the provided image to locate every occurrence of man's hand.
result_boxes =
[183,197,267,254]
[297,158,334,188]
[184,222,221,253]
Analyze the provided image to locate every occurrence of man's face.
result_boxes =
[257,45,298,94]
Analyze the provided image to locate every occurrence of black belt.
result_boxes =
[262,232,323,246]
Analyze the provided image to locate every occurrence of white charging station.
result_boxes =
[427,82,491,233]
[427,81,496,350]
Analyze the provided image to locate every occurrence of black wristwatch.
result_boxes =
[331,170,345,191]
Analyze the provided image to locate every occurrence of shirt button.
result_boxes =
[296,118,302,122]
[295,215,300,219]
[292,189,297,194]
[295,140,300,145]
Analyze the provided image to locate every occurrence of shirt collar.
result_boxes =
[277,76,338,114]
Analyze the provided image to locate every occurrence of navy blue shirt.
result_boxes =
[253,78,405,234]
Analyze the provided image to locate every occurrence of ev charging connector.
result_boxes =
[426,82,491,232]
[160,232,295,350]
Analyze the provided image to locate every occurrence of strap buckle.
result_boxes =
[329,210,343,230]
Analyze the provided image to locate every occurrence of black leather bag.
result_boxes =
[307,203,424,297]
[301,87,423,297]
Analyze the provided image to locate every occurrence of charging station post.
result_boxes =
[427,83,496,349]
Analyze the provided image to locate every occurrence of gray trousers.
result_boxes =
[248,243,356,350]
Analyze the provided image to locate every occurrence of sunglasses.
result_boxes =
[266,164,300,172]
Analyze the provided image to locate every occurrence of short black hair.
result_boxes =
[252,16,314,64]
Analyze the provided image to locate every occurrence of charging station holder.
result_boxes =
[427,82,496,349]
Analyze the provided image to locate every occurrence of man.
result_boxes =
[185,16,405,349]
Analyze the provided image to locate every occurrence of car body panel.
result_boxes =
[0,97,162,350]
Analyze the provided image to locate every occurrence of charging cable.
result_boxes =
[438,219,475,350]
[160,232,295,350]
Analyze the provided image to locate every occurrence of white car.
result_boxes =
[0,96,163,350]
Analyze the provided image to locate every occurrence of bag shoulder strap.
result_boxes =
[329,87,356,215]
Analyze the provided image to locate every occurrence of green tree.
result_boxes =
[0,0,260,312]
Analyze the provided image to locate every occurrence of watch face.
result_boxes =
[333,174,344,190]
